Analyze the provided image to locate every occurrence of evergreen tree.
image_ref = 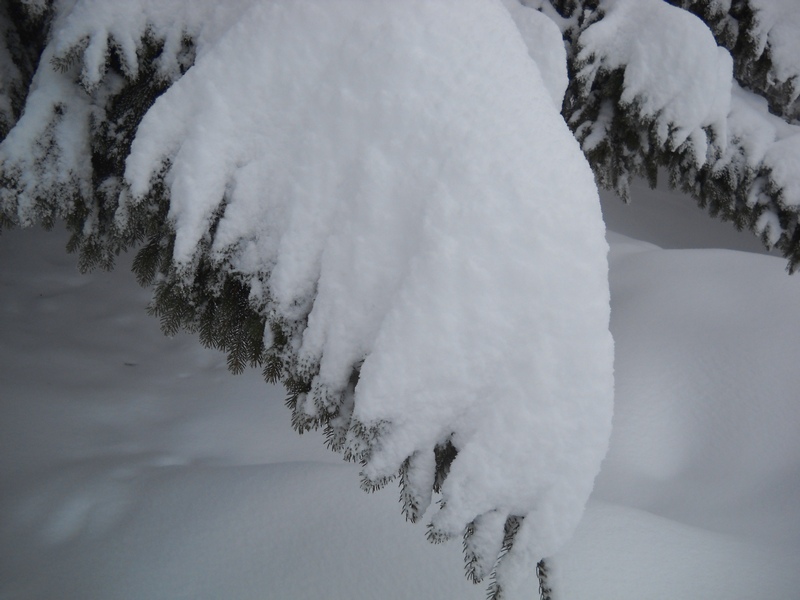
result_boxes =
[557,0,800,268]
[1,1,799,597]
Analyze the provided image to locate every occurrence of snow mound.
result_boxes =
[501,0,568,109]
[555,502,800,600]
[597,243,800,547]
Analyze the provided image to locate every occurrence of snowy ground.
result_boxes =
[1,181,799,599]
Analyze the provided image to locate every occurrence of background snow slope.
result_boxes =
[1,181,800,599]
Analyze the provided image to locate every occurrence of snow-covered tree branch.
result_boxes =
[1,0,799,597]
[560,0,800,269]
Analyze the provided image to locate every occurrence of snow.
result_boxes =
[572,0,800,242]
[49,0,260,83]
[555,502,800,600]
[577,0,732,162]
[0,225,490,600]
[2,183,799,599]
[599,242,800,546]
[725,84,800,213]
[1,1,799,597]
[0,0,258,224]
[501,0,568,108]
[747,0,800,101]
[123,0,615,584]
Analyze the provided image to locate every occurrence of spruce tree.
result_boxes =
[2,1,799,598]
[558,0,800,269]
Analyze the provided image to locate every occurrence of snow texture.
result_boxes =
[726,84,800,214]
[598,243,800,548]
[0,0,256,224]
[571,0,800,248]
[747,0,800,102]
[578,0,732,164]
[501,0,568,109]
[47,0,257,86]
[121,0,615,586]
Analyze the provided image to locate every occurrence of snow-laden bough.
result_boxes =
[1,0,614,595]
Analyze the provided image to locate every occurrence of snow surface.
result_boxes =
[2,183,799,599]
[573,0,800,244]
[501,0,568,109]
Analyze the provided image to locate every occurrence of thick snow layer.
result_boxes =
[724,83,800,223]
[0,0,260,224]
[578,0,732,162]
[0,37,93,224]
[49,0,259,84]
[2,184,799,598]
[501,0,568,108]
[123,0,614,582]
[747,0,800,99]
